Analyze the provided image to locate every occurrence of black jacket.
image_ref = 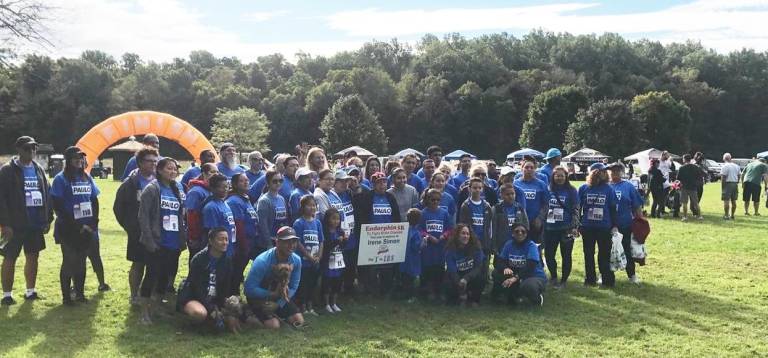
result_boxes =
[113,173,143,237]
[0,158,53,229]
[352,190,401,240]
[179,247,233,312]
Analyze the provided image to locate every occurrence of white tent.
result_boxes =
[562,148,610,164]
[624,148,680,174]
[334,146,376,159]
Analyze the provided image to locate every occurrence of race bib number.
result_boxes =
[74,202,93,220]
[309,245,319,257]
[163,215,179,231]
[507,216,517,227]
[588,207,604,221]
[329,250,345,270]
[344,217,355,236]
[524,190,536,200]
[275,208,287,220]
[26,191,43,207]
[615,191,623,201]
[373,204,391,216]
[207,272,217,297]
[546,208,564,223]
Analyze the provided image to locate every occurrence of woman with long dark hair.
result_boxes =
[50,146,103,305]
[444,224,485,307]
[138,157,187,324]
[543,166,580,288]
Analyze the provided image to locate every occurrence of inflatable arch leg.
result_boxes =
[75,111,215,169]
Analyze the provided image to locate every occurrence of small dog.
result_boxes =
[219,295,243,334]
[259,264,293,315]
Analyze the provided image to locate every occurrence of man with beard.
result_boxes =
[216,143,247,180]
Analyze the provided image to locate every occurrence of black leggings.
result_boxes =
[230,253,250,296]
[445,275,484,304]
[650,188,666,216]
[619,227,636,278]
[492,271,545,305]
[581,227,614,287]
[342,248,358,293]
[420,265,445,296]
[140,247,180,298]
[296,267,319,307]
[60,242,88,300]
[86,239,105,284]
[543,229,574,283]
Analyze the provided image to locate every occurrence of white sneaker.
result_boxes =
[597,278,603,285]
[332,304,342,312]
[630,275,641,285]
[696,216,704,221]
[537,294,544,307]
[325,305,334,314]
[308,309,319,316]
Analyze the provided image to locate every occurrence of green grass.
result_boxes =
[1,180,767,357]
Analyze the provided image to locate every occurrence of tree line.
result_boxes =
[1,30,767,161]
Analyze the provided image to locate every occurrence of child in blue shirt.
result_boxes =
[399,208,425,302]
[292,195,324,315]
[320,208,347,313]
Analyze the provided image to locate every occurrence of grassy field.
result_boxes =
[0,180,766,357]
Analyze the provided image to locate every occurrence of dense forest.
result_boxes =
[1,30,766,160]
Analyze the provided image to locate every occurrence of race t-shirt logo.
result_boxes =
[160,196,180,211]
[72,184,92,195]
[426,220,443,233]
[457,258,475,272]
[524,190,536,200]
[373,204,392,216]
[586,194,606,206]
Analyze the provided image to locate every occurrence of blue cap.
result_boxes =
[544,148,562,160]
[589,162,606,171]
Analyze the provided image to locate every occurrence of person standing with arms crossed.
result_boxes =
[719,153,741,220]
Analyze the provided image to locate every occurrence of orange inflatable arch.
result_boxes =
[76,111,215,169]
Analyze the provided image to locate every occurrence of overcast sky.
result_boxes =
[36,0,768,62]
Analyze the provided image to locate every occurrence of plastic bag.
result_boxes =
[631,237,647,266]
[610,231,627,272]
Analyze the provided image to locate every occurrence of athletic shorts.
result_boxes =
[743,182,762,202]
[247,298,300,322]
[721,182,739,201]
[126,232,146,263]
[680,189,698,206]
[0,227,45,260]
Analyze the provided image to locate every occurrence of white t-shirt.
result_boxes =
[720,162,740,183]
[658,159,674,188]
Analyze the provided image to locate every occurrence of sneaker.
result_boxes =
[629,275,641,285]
[325,305,334,314]
[723,215,730,220]
[332,304,342,312]
[597,278,603,285]
[406,297,417,304]
[755,213,761,216]
[731,215,736,220]
[98,284,111,292]
[745,212,751,216]
[24,292,40,300]
[75,295,88,304]
[552,282,562,290]
[1,296,16,306]
[537,294,544,307]
[307,309,319,316]
[681,216,688,222]
[696,216,704,221]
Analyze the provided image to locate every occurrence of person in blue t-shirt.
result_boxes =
[361,157,382,191]
[180,149,216,189]
[419,189,455,300]
[185,163,219,260]
[608,163,644,285]
[400,153,426,194]
[245,151,266,186]
[493,223,546,306]
[451,154,473,188]
[292,195,324,315]
[459,178,493,254]
[491,183,530,257]
[50,146,104,305]
[445,224,486,306]
[255,169,290,257]
[122,133,160,180]
[514,159,550,244]
[543,166,580,288]
[539,148,562,184]
[226,173,258,294]
[399,208,425,302]
[216,143,247,180]
[417,145,443,179]
[578,163,619,288]
[320,208,347,313]
[202,174,236,259]
[421,172,457,219]
[289,167,315,220]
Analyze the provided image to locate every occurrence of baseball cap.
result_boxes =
[294,167,315,181]
[371,171,387,183]
[345,166,360,176]
[499,166,515,177]
[334,169,349,181]
[64,146,86,159]
[589,163,607,171]
[544,148,562,160]
[607,162,625,171]
[276,226,299,241]
[15,136,39,148]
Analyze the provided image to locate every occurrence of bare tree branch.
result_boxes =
[0,0,52,48]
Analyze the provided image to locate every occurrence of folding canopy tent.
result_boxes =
[394,148,425,158]
[756,150,768,159]
[334,146,376,159]
[443,150,477,161]
[506,148,545,162]
[562,147,610,164]
[624,148,680,174]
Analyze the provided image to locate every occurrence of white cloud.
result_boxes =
[326,0,768,52]
[242,10,289,23]
[34,0,358,62]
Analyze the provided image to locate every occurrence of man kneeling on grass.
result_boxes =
[177,228,246,333]
[244,226,305,329]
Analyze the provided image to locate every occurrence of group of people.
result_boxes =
[5,134,760,333]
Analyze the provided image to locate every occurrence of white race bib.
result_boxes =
[163,215,179,231]
[329,249,345,269]
[588,207,604,221]
[26,191,43,207]
[74,202,93,220]
[546,208,564,223]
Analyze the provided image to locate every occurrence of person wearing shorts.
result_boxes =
[720,153,741,220]
[741,158,768,216]
[244,226,304,329]
[0,136,53,305]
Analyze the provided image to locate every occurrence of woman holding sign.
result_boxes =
[50,146,102,305]
[352,172,401,296]
[138,158,187,324]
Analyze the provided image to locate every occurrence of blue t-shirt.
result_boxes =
[360,178,371,191]
[500,239,547,280]
[327,190,345,217]
[249,175,267,203]
[293,217,324,268]
[323,229,344,278]
[446,249,485,275]
[514,171,549,183]
[452,172,470,189]
[538,164,554,184]
[50,173,100,239]
[202,198,236,257]
[185,185,211,212]
[514,177,550,222]
[216,162,246,180]
[246,170,264,187]
[409,174,426,194]
[288,187,312,220]
[271,194,290,236]
[21,164,44,228]
[420,207,454,267]
[181,166,202,188]
[501,202,523,243]
[444,183,459,200]
[578,183,618,230]
[438,191,457,218]
[279,177,295,203]
[545,186,579,231]
[158,181,184,250]
[610,180,643,229]
[371,193,393,224]
[226,194,258,247]
[336,190,356,244]
[466,200,488,243]
[400,227,423,276]
[121,156,138,181]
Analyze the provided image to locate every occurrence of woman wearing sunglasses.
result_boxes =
[492,223,546,306]
[256,169,290,257]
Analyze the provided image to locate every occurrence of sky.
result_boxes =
[36,0,768,63]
